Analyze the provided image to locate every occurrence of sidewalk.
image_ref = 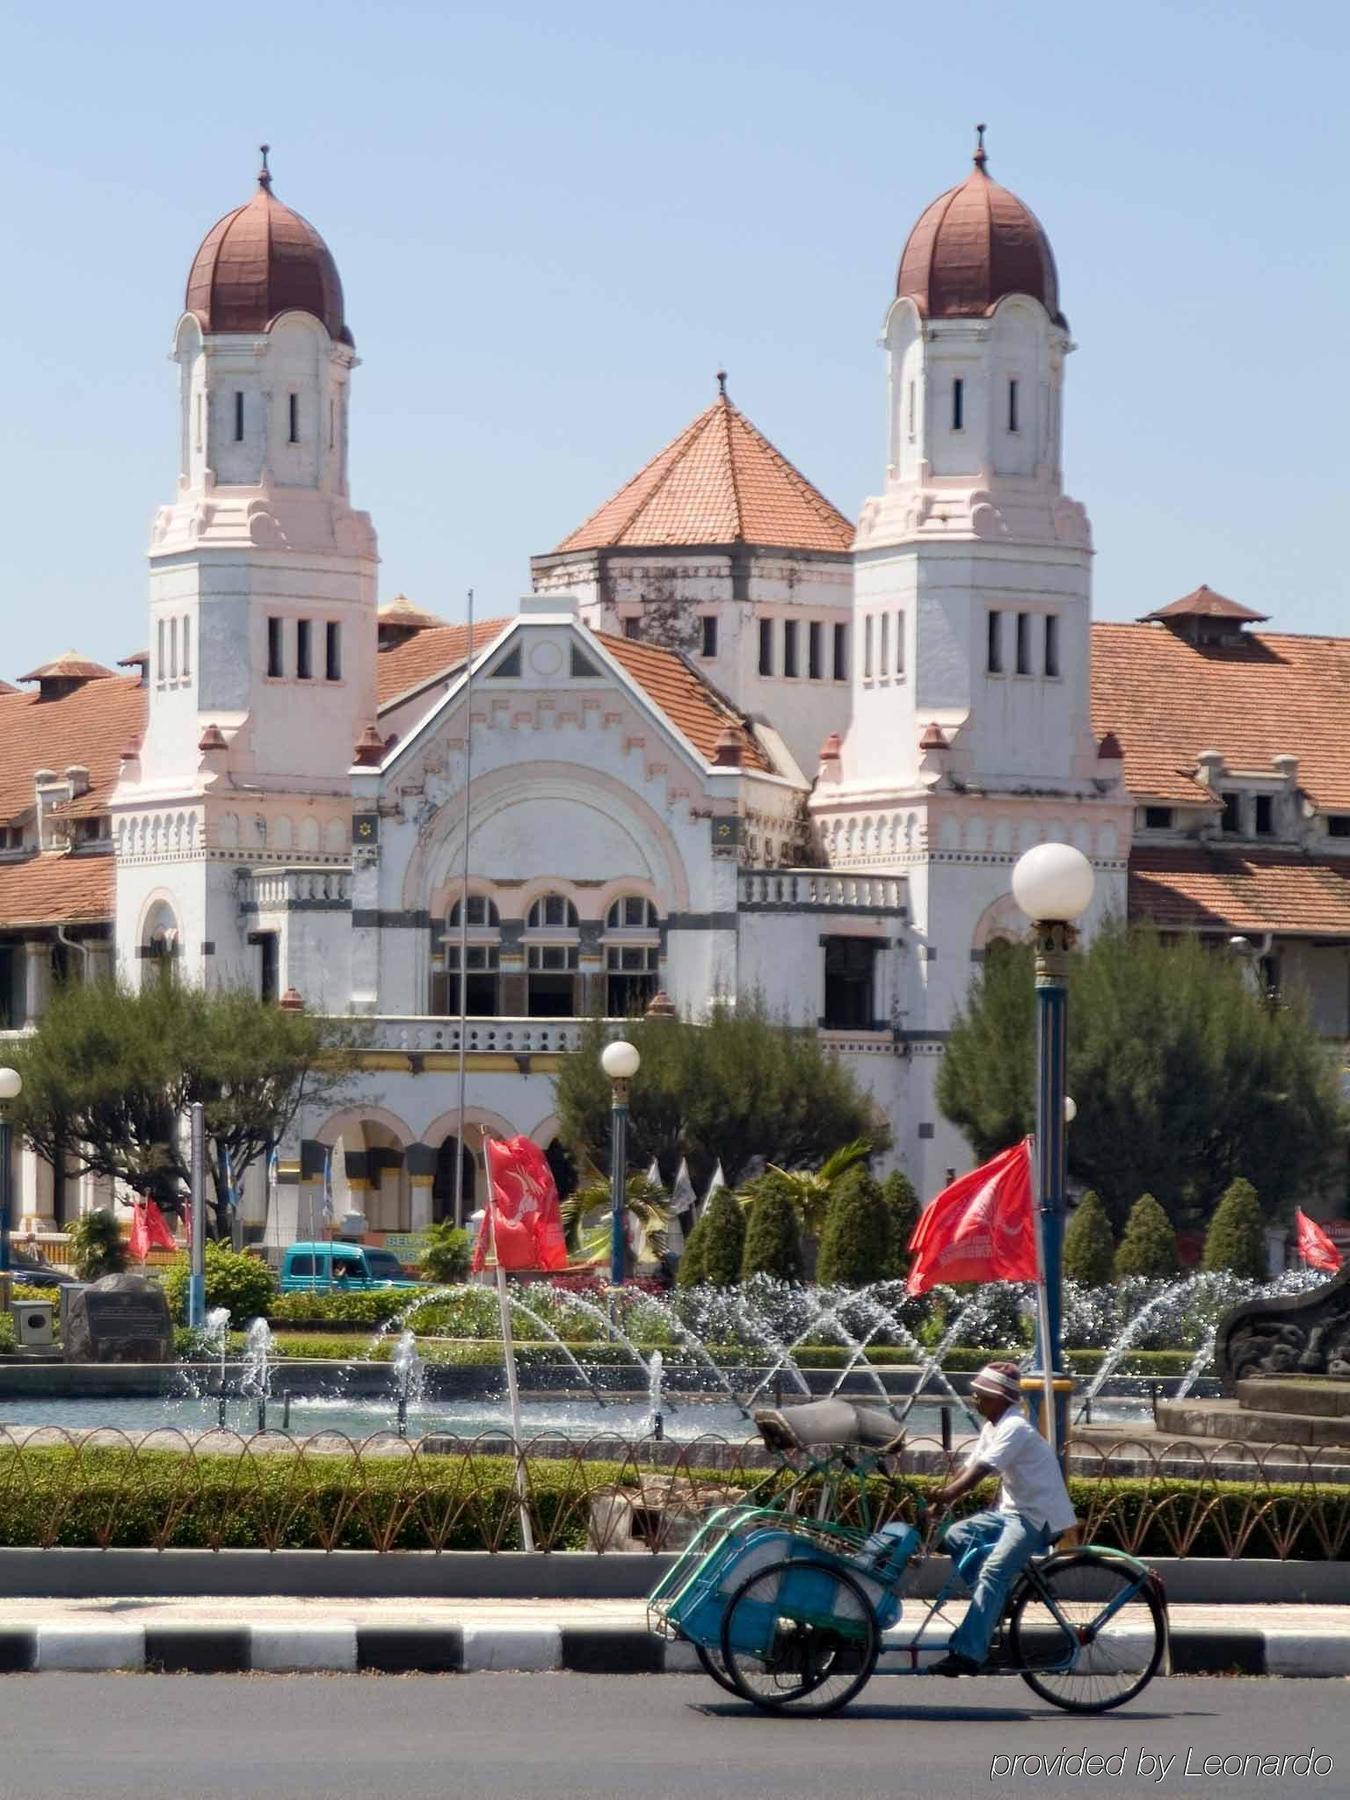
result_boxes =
[0,1596,1343,1675]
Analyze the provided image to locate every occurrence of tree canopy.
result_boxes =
[8,978,356,1235]
[554,1004,888,1190]
[937,922,1347,1228]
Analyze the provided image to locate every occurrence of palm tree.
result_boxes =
[759,1138,872,1239]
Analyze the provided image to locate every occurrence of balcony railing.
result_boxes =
[738,869,907,912]
[363,1017,628,1055]
[242,867,353,912]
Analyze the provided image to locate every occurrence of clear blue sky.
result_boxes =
[2,1,1346,678]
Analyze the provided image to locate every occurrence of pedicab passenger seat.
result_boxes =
[753,1398,906,1457]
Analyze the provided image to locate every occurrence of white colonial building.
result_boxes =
[2,139,1346,1242]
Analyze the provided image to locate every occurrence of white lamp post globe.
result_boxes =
[600,1041,641,1082]
[1012,842,1096,923]
[0,1069,21,1103]
[1064,1095,1077,1124]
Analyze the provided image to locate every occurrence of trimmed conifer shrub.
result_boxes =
[675,1210,709,1287]
[1202,1178,1268,1280]
[817,1166,893,1288]
[740,1179,804,1283]
[1064,1190,1115,1287]
[678,1186,745,1287]
[1114,1193,1180,1280]
[880,1169,920,1277]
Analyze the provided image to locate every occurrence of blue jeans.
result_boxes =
[944,1509,1052,1664]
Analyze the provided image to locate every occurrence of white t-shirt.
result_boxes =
[967,1409,1077,1536]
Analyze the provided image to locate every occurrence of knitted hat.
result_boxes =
[970,1361,1022,1403]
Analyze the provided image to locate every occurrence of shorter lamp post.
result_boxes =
[1011,842,1095,1464]
[600,1040,641,1286]
[0,1068,21,1309]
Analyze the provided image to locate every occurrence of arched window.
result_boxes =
[449,895,500,928]
[603,895,661,1015]
[141,901,180,987]
[524,892,579,1017]
[432,895,502,1016]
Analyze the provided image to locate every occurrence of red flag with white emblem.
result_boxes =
[1294,1208,1342,1274]
[906,1138,1037,1295]
[472,1136,569,1272]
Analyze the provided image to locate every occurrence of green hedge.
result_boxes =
[0,1448,1340,1560]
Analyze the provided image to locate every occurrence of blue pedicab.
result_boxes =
[647,1399,1169,1718]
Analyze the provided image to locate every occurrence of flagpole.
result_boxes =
[484,1134,535,1553]
[452,588,475,1233]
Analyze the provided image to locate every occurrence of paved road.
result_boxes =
[0,1674,1342,1800]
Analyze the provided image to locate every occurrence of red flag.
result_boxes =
[906,1138,1037,1295]
[1294,1208,1342,1273]
[129,1203,150,1263]
[472,1137,569,1273]
[129,1200,179,1261]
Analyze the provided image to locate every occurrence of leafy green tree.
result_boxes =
[8,979,357,1238]
[677,1186,745,1287]
[161,1242,277,1326]
[555,1005,888,1192]
[67,1210,126,1282]
[817,1165,895,1287]
[1202,1179,1268,1280]
[753,1139,872,1240]
[937,922,1346,1228]
[1114,1193,1180,1280]
[1063,1190,1115,1287]
[740,1177,804,1282]
[420,1222,472,1285]
[880,1169,920,1276]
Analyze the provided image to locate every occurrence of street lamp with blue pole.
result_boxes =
[600,1040,640,1287]
[1011,842,1095,1468]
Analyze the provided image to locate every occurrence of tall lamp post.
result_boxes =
[1011,843,1095,1465]
[600,1041,640,1286]
[0,1068,21,1311]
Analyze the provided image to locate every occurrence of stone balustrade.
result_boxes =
[363,1016,614,1055]
[738,869,907,912]
[242,867,353,912]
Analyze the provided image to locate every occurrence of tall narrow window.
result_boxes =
[782,620,799,678]
[952,377,964,431]
[1254,794,1274,836]
[181,615,191,680]
[288,394,300,444]
[986,610,1003,675]
[879,614,889,680]
[267,617,284,678]
[894,612,905,676]
[808,621,822,680]
[328,398,336,450]
[700,615,718,658]
[833,622,848,680]
[906,380,916,438]
[864,616,874,679]
[623,616,640,640]
[1043,613,1060,678]
[325,621,342,681]
[758,618,774,676]
[1221,792,1242,834]
[296,619,312,680]
[1007,378,1020,433]
[169,617,179,681]
[157,618,166,686]
[234,391,245,442]
[1015,612,1031,675]
[194,392,203,452]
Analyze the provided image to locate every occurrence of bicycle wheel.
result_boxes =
[1009,1551,1165,1714]
[720,1558,879,1717]
[693,1641,740,1696]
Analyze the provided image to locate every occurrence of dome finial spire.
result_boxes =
[973,122,988,171]
[258,143,272,192]
[716,368,728,399]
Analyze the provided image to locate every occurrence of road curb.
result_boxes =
[0,1620,1345,1675]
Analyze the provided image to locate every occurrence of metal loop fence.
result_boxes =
[0,1428,1344,1559]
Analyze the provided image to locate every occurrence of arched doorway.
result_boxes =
[432,1138,477,1225]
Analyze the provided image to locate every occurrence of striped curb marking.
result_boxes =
[0,1625,1338,1676]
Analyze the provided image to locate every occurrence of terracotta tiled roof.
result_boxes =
[376,619,512,708]
[1142,584,1268,624]
[597,632,771,772]
[554,392,854,555]
[1091,622,1350,810]
[17,651,116,684]
[378,594,446,633]
[0,675,145,827]
[1130,845,1350,938]
[0,851,115,929]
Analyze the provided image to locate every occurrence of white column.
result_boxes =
[23,941,50,1026]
